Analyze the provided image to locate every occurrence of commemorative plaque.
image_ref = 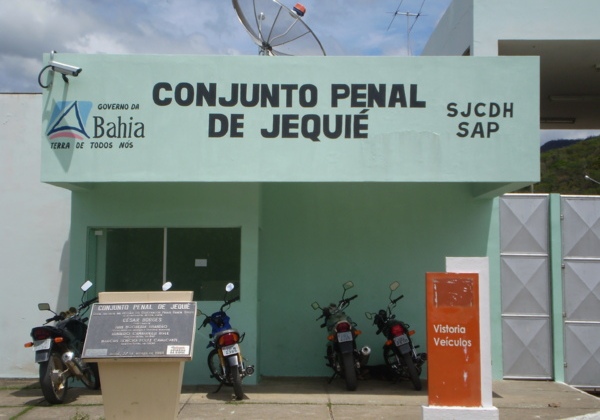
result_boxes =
[83,301,196,360]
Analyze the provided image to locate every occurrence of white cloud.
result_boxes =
[65,33,130,55]
[541,130,600,144]
[0,0,453,92]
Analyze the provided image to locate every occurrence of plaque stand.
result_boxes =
[96,291,194,420]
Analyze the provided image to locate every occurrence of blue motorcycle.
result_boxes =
[197,283,254,400]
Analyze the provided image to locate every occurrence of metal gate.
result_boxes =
[561,196,600,388]
[499,195,553,379]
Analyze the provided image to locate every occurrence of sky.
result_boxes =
[0,0,452,92]
[0,0,596,143]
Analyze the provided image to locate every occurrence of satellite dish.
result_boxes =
[232,0,326,56]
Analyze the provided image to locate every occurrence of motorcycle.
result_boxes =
[197,282,254,400]
[365,281,427,390]
[24,281,100,404]
[311,281,366,391]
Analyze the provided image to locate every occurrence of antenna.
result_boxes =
[386,0,426,56]
[232,0,326,56]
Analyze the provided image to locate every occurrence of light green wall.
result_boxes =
[489,198,503,379]
[68,183,261,385]
[66,181,500,382]
[258,183,495,376]
[549,194,565,382]
[41,54,539,191]
[49,54,536,382]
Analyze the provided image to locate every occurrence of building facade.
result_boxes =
[7,0,598,386]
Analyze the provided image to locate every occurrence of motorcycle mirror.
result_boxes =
[38,303,51,312]
[162,281,173,291]
[196,309,203,316]
[365,312,373,320]
[311,302,321,310]
[81,280,93,292]
[225,283,235,292]
[389,281,400,291]
[342,281,354,291]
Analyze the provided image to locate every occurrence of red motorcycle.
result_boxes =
[365,281,427,390]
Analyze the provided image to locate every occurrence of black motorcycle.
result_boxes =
[365,281,427,390]
[197,283,254,400]
[24,281,100,404]
[311,281,364,391]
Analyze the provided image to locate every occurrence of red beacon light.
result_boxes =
[293,3,306,17]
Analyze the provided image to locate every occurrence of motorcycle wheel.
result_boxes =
[207,349,230,385]
[401,353,422,391]
[39,354,68,404]
[383,346,399,370]
[81,362,101,390]
[231,365,244,400]
[341,352,358,391]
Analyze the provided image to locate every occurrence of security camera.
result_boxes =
[49,60,82,77]
[37,51,83,88]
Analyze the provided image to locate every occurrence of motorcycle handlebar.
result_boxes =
[79,297,98,310]
[392,294,404,304]
[340,295,357,306]
[45,315,63,323]
[220,296,240,310]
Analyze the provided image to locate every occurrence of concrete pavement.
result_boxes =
[1,377,600,419]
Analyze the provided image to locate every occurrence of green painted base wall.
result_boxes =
[68,182,500,383]
[258,183,495,376]
[68,183,261,385]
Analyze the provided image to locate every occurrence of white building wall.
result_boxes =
[0,94,71,377]
[421,0,473,56]
[473,0,600,56]
[423,0,600,56]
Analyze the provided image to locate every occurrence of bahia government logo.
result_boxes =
[47,100,145,150]
[47,101,92,142]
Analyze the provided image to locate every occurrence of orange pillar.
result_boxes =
[426,273,481,407]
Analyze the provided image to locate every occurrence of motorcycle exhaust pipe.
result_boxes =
[61,352,83,376]
[360,346,371,366]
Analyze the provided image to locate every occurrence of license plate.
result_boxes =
[393,334,410,347]
[337,332,353,343]
[33,339,51,351]
[222,344,240,356]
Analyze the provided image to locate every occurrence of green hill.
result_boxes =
[521,135,600,194]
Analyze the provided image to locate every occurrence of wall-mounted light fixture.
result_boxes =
[38,51,82,88]
[540,117,576,124]
[548,95,600,102]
